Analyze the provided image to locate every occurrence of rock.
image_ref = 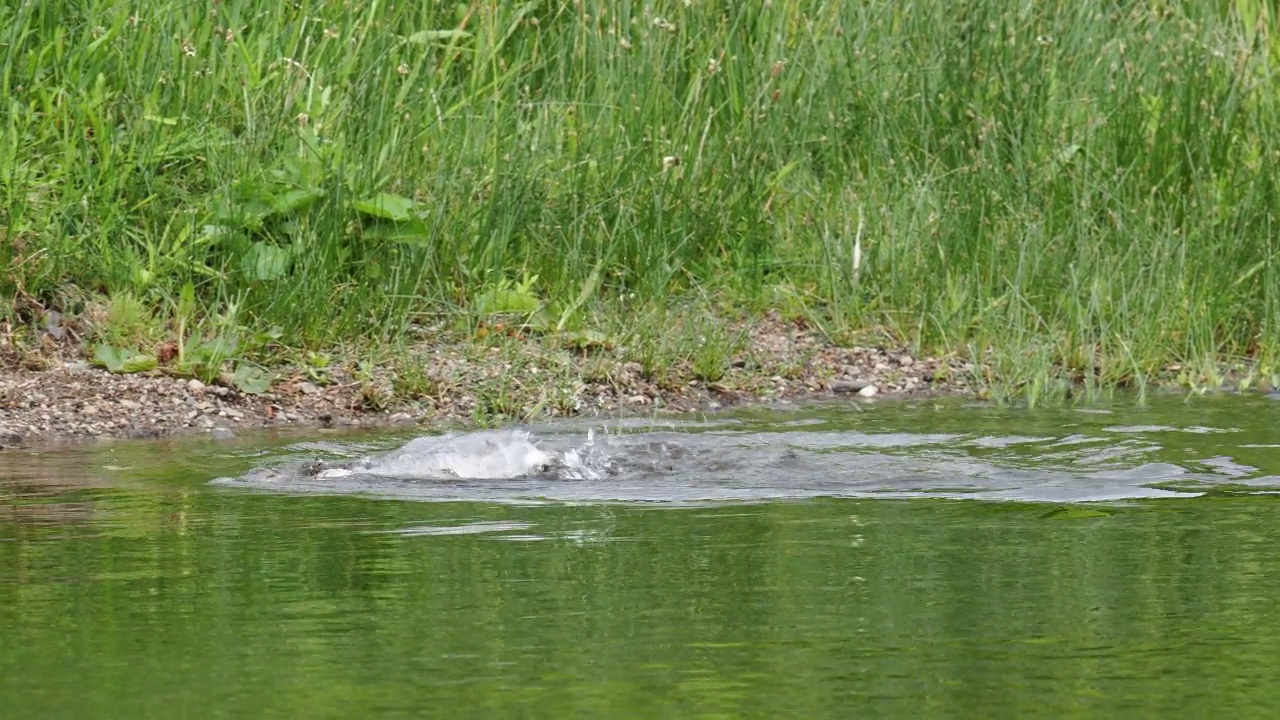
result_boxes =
[899,355,914,367]
[831,380,871,394]
[186,379,205,393]
[857,384,879,398]
[299,382,321,396]
[210,427,236,440]
[120,399,142,410]
[389,412,413,424]
[223,407,244,420]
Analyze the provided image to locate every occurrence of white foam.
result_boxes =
[361,429,554,480]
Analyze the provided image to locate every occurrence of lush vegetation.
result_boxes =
[3,0,1280,397]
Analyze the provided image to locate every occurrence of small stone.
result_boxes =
[120,399,142,411]
[187,379,205,393]
[299,382,321,396]
[899,355,914,367]
[210,427,236,440]
[857,384,879,398]
[224,407,244,420]
[389,412,413,424]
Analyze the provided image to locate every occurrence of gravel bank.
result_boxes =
[0,314,978,447]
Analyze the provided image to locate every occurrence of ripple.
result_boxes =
[213,399,1280,505]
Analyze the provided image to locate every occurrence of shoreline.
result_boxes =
[7,2,1279,450]
[1,314,978,448]
[5,311,1273,450]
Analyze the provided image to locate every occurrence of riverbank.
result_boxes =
[0,312,980,447]
[6,1,1280,422]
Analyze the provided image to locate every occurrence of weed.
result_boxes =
[391,359,436,401]
[99,293,163,349]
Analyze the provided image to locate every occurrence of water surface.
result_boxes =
[3,395,1280,716]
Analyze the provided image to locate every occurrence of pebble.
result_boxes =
[210,427,236,440]
[0,311,974,446]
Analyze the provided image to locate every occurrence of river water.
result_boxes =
[3,395,1280,716]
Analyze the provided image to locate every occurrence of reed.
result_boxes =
[3,1,1278,393]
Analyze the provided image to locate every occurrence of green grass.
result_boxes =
[3,0,1280,396]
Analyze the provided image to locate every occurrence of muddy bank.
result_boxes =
[0,315,979,447]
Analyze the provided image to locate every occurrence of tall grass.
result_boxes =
[3,1,1279,385]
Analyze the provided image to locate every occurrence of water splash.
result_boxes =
[216,400,1280,504]
[247,428,617,483]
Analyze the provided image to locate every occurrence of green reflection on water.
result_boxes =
[3,486,1280,717]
